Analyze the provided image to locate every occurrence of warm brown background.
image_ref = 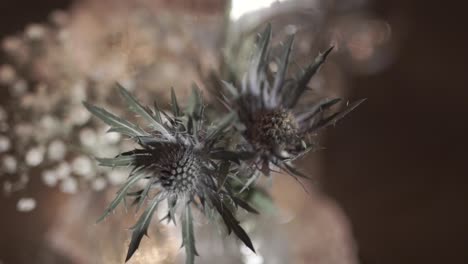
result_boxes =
[323,1,468,264]
[1,0,467,264]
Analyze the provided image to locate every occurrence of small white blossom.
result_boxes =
[79,128,97,147]
[55,162,71,179]
[106,169,127,185]
[48,140,67,161]
[17,198,37,212]
[25,146,45,166]
[59,177,78,194]
[72,156,94,178]
[41,170,58,187]
[2,155,17,173]
[91,177,107,191]
[0,135,11,153]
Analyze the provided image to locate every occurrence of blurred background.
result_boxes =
[0,0,467,263]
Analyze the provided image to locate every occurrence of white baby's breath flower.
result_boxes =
[2,155,17,173]
[17,197,37,212]
[91,177,107,191]
[41,170,58,187]
[55,162,71,179]
[48,139,67,161]
[25,146,45,167]
[71,156,93,178]
[0,135,11,153]
[59,177,78,194]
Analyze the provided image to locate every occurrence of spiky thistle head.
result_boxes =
[83,84,258,263]
[220,24,365,177]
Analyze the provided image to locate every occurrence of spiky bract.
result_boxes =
[84,84,257,263]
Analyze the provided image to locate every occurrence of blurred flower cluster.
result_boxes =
[0,0,224,201]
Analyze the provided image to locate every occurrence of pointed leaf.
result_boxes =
[135,180,154,212]
[216,161,231,191]
[208,191,255,253]
[289,46,334,107]
[97,173,146,223]
[220,80,239,99]
[127,189,144,197]
[271,34,294,103]
[96,150,153,167]
[153,100,163,123]
[186,83,204,121]
[187,116,194,135]
[83,101,148,137]
[297,98,342,123]
[310,98,366,131]
[126,194,163,262]
[281,163,312,195]
[256,24,272,73]
[205,112,236,143]
[167,194,178,225]
[137,136,172,148]
[117,84,173,140]
[209,150,255,164]
[171,87,181,117]
[239,171,260,193]
[282,162,312,180]
[181,205,198,264]
[95,156,136,167]
[231,196,259,214]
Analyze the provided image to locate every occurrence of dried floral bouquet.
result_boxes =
[84,25,363,264]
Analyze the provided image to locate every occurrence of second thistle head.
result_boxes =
[220,24,365,177]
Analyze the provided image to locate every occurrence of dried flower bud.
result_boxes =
[219,24,365,179]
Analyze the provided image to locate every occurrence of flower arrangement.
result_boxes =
[84,24,363,263]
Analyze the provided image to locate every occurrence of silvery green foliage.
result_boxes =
[84,84,258,263]
[219,24,365,179]
[84,25,364,264]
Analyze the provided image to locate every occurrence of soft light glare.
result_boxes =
[241,243,264,264]
[230,0,285,20]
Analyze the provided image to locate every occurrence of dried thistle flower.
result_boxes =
[84,84,258,263]
[220,24,365,178]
